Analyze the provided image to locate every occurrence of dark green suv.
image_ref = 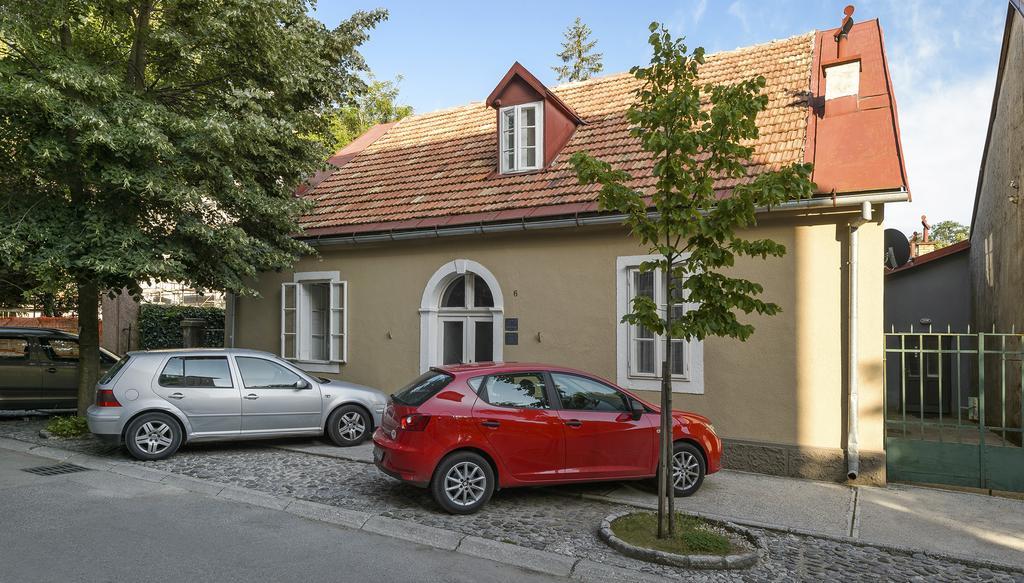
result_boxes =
[0,328,117,410]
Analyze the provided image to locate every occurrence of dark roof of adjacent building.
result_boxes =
[886,239,971,275]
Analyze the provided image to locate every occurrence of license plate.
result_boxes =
[373,446,384,464]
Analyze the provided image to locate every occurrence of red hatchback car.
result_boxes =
[373,363,722,514]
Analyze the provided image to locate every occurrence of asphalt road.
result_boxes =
[0,448,568,583]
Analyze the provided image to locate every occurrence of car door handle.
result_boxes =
[564,419,582,428]
[244,394,259,400]
[167,393,185,400]
[46,368,57,374]
[480,420,500,428]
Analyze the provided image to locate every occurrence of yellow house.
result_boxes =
[227,17,909,485]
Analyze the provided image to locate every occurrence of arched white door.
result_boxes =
[419,260,504,372]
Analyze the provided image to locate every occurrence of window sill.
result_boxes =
[287,360,341,374]
[622,375,703,395]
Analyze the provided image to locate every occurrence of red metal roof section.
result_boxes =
[805,19,910,197]
[886,240,970,275]
[295,122,397,196]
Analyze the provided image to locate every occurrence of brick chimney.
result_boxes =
[912,215,936,257]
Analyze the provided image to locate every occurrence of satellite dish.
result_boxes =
[884,228,911,269]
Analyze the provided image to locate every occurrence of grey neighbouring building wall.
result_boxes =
[969,2,1023,443]
[885,249,970,333]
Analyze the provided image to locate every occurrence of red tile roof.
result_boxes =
[300,20,907,238]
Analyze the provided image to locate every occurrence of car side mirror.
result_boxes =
[295,380,311,390]
[630,399,644,421]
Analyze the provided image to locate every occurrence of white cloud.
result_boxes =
[876,0,1002,235]
[884,74,995,234]
[669,0,710,36]
[693,0,708,26]
[728,1,750,33]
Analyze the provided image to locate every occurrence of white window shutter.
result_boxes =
[281,282,297,359]
[329,281,346,363]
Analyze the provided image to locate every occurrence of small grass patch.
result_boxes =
[45,416,89,438]
[611,512,733,556]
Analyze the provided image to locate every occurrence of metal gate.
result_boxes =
[884,330,1024,492]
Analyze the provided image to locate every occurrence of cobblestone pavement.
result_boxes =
[2,415,1022,583]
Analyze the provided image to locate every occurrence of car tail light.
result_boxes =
[95,389,121,407]
[400,414,430,431]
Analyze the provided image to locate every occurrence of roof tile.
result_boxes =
[300,32,816,233]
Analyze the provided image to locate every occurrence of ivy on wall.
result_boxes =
[138,305,225,350]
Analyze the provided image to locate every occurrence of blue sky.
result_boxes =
[312,1,1008,234]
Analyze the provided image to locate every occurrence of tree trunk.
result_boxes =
[76,279,100,416]
[126,0,153,91]
[659,258,676,537]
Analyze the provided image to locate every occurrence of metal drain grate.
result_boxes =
[22,463,91,476]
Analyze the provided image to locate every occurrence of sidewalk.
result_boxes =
[576,469,1024,569]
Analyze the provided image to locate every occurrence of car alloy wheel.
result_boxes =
[124,412,182,461]
[443,461,487,507]
[134,420,174,455]
[338,411,366,441]
[673,449,701,490]
[326,405,371,447]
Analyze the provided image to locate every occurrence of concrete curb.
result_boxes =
[362,516,464,551]
[598,510,761,570]
[457,536,578,577]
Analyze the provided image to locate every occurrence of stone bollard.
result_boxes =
[180,318,207,348]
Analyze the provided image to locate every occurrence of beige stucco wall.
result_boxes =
[232,205,885,460]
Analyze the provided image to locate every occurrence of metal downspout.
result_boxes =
[847,201,873,480]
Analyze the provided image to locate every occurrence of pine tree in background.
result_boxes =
[553,17,604,82]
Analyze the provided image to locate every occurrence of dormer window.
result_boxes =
[487,63,582,175]
[499,101,544,173]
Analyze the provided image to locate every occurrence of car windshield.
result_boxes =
[98,356,131,385]
[392,371,453,406]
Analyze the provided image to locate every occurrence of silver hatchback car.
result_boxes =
[86,348,387,460]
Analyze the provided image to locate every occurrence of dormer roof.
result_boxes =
[485,62,584,125]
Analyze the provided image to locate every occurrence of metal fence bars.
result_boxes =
[884,330,1023,492]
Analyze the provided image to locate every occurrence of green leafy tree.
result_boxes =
[553,17,603,82]
[328,74,412,150]
[0,1,386,414]
[571,24,814,538]
[0,269,77,316]
[929,220,969,248]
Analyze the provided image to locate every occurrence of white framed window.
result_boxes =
[282,271,346,373]
[499,101,543,173]
[419,260,504,373]
[615,255,704,394]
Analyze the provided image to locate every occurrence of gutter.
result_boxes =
[305,190,909,247]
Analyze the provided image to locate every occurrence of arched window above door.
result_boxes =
[441,275,494,309]
[420,261,504,372]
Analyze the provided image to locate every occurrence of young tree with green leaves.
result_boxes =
[929,220,969,248]
[553,17,603,82]
[571,24,815,538]
[0,1,386,414]
[328,74,413,150]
